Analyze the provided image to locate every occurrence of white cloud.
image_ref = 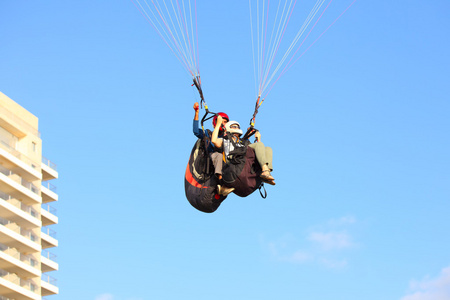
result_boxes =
[95,294,114,300]
[308,231,354,250]
[264,216,358,268]
[267,239,313,264]
[280,250,312,264]
[401,266,450,300]
[319,258,348,269]
[267,235,312,264]
[289,250,312,263]
[328,216,356,226]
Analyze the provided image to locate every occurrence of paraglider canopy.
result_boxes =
[131,0,359,212]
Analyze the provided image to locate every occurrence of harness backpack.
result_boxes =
[221,135,263,197]
[184,133,227,213]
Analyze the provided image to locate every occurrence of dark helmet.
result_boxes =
[212,112,229,127]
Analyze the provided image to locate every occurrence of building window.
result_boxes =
[32,142,36,152]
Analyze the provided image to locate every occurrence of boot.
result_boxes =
[217,185,235,196]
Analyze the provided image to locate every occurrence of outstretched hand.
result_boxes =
[193,102,199,111]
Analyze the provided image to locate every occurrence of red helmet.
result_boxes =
[212,112,229,127]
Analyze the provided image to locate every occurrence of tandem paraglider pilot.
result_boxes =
[192,102,235,197]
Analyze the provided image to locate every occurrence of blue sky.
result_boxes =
[1,1,450,299]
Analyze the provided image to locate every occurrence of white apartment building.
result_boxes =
[0,92,58,300]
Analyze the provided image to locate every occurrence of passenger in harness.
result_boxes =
[211,115,276,187]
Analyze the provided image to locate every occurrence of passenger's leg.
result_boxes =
[265,147,273,171]
[249,142,268,169]
[210,152,223,176]
[249,143,275,184]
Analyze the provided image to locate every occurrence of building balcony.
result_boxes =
[41,251,58,273]
[40,228,57,249]
[0,269,40,300]
[0,166,40,206]
[41,274,58,296]
[41,157,57,181]
[40,205,57,227]
[0,221,40,254]
[41,182,57,204]
[0,245,40,279]
[0,143,41,182]
[0,194,40,230]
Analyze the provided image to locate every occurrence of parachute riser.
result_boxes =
[192,76,211,133]
[192,76,205,102]
[244,95,264,141]
[249,95,264,126]
[243,126,258,141]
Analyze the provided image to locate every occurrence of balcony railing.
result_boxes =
[0,243,40,269]
[0,268,39,293]
[0,217,40,243]
[0,243,20,260]
[0,268,19,285]
[20,253,39,268]
[41,227,56,238]
[41,156,57,171]
[42,204,57,216]
[42,274,57,287]
[0,191,40,218]
[42,249,57,262]
[0,165,40,194]
[42,181,57,192]
[0,140,40,171]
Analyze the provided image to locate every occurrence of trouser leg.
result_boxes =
[249,142,268,169]
[249,143,274,171]
[265,147,273,171]
[210,152,223,175]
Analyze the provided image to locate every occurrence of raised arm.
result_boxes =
[192,102,204,139]
[211,115,224,149]
[193,102,199,121]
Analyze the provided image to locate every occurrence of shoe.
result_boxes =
[260,170,274,181]
[263,179,276,186]
[218,185,235,196]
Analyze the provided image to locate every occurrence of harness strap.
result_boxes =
[205,139,210,175]
[259,183,267,199]
[243,127,257,140]
[200,110,216,133]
